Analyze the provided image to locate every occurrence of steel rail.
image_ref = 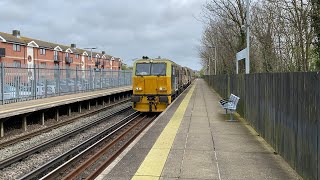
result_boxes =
[86,115,157,180]
[0,98,131,149]
[0,104,132,170]
[63,114,148,179]
[21,111,141,180]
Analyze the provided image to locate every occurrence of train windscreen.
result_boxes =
[136,63,151,75]
[136,63,166,76]
[151,63,166,76]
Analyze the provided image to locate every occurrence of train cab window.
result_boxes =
[136,63,151,75]
[151,63,166,76]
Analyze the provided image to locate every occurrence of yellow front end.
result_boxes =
[132,76,172,112]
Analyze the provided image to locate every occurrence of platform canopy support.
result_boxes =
[68,105,72,116]
[0,120,4,137]
[55,108,59,121]
[78,103,82,113]
[88,101,91,111]
[41,112,45,126]
[22,115,27,131]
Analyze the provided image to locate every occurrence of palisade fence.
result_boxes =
[204,72,320,180]
[0,62,132,105]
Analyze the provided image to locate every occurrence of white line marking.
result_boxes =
[214,151,222,180]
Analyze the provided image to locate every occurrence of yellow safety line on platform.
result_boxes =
[132,83,196,180]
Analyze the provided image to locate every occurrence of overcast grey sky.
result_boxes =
[0,0,206,70]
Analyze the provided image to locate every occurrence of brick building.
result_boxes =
[0,30,122,70]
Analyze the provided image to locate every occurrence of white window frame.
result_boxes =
[13,44,21,52]
[40,48,46,55]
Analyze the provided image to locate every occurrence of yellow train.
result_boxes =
[131,57,193,112]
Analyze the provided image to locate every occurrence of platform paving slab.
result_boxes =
[176,150,219,179]
[217,151,298,180]
[159,149,184,178]
[185,133,214,151]
[176,117,191,134]
[209,121,252,135]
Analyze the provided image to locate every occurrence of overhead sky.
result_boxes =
[0,0,206,70]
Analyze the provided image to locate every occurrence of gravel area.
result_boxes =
[0,102,135,179]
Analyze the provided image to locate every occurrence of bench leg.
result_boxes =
[226,111,237,122]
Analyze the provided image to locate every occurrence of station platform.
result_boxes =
[0,86,131,119]
[0,86,131,137]
[97,79,301,180]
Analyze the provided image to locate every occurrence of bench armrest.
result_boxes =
[219,99,230,105]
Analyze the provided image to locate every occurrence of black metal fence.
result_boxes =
[204,72,320,180]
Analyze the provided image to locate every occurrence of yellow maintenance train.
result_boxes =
[131,56,193,112]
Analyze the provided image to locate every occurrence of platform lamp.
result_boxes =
[207,46,217,75]
[84,47,98,63]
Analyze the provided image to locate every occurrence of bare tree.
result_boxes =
[200,0,316,73]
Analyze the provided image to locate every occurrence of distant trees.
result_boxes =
[121,63,133,70]
[200,0,319,73]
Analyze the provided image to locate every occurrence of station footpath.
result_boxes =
[97,79,301,180]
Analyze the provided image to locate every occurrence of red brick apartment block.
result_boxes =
[0,30,123,70]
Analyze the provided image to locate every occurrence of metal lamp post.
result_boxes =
[84,47,97,89]
[246,0,250,74]
[207,46,217,75]
[84,47,97,63]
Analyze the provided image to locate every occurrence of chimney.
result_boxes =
[12,30,20,38]
[71,44,76,48]
[102,51,105,54]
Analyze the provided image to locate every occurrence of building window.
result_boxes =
[66,53,69,57]
[54,51,59,61]
[75,54,79,59]
[13,60,21,68]
[40,48,46,55]
[13,44,21,52]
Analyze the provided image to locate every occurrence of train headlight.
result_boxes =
[135,87,142,91]
[159,87,167,91]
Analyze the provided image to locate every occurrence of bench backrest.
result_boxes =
[229,94,236,102]
[233,96,240,107]
[229,94,240,109]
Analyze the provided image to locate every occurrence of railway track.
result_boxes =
[21,112,157,179]
[0,98,131,149]
[0,103,132,171]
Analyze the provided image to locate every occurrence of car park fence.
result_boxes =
[0,62,132,105]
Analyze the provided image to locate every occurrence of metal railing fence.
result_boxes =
[0,63,132,105]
